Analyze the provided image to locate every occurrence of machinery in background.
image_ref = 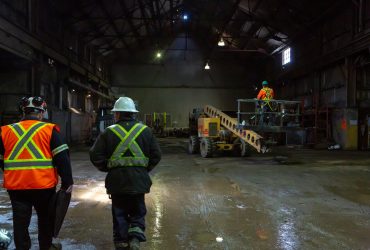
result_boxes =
[144,112,171,135]
[89,106,114,144]
[188,106,268,158]
[237,99,303,145]
[189,100,303,158]
[145,112,189,137]
[237,99,301,128]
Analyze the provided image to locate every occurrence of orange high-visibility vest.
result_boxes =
[1,120,58,190]
[257,87,274,100]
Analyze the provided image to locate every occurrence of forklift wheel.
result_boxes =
[188,136,200,154]
[233,138,250,157]
[200,138,214,158]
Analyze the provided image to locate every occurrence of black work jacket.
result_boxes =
[89,118,161,194]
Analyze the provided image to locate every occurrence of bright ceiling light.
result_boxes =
[156,52,162,58]
[183,14,188,20]
[204,62,210,70]
[218,38,225,47]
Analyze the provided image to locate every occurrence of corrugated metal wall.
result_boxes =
[275,4,370,149]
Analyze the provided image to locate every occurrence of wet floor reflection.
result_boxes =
[75,180,110,204]
[152,193,163,241]
[277,206,298,250]
[1,143,370,249]
[145,175,169,249]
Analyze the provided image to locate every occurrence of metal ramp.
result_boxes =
[204,105,268,153]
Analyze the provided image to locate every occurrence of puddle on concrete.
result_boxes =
[57,239,97,250]
[324,185,370,206]
[192,230,216,244]
[270,206,299,250]
[307,212,370,248]
[0,212,12,224]
[1,141,369,249]
[202,167,221,174]
[236,204,247,209]
[69,201,80,208]
[229,181,241,192]
[274,156,304,165]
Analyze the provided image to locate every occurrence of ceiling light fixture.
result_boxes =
[204,62,210,70]
[156,52,162,58]
[183,14,188,20]
[218,38,225,47]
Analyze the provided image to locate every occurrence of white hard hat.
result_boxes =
[112,97,138,112]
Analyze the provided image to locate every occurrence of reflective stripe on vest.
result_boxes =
[4,122,53,170]
[263,88,272,100]
[108,123,148,168]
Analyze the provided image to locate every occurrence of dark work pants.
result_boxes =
[8,188,55,250]
[111,194,146,246]
[258,103,274,126]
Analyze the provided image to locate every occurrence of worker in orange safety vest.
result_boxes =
[256,81,275,125]
[257,80,274,100]
[0,96,73,250]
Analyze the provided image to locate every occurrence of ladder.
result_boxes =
[204,105,268,153]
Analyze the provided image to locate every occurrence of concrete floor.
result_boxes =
[1,138,370,250]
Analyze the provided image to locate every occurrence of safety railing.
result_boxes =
[237,99,301,128]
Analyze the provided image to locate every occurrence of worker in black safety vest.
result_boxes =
[89,96,161,250]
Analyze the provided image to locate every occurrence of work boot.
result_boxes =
[49,243,62,250]
[129,238,140,250]
[115,242,129,250]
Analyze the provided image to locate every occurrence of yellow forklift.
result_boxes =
[188,105,267,158]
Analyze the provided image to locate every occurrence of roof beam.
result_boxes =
[154,0,163,30]
[273,1,316,35]
[240,23,262,49]
[79,21,111,37]
[118,0,144,46]
[208,0,242,55]
[146,0,160,35]
[84,22,146,44]
[97,0,131,51]
[74,1,117,55]
[271,0,347,55]
[238,0,265,49]
[138,0,154,37]
[68,16,271,22]
[169,0,174,32]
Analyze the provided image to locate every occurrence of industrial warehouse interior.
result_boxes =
[0,0,370,249]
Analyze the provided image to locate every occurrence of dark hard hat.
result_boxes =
[19,96,47,114]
